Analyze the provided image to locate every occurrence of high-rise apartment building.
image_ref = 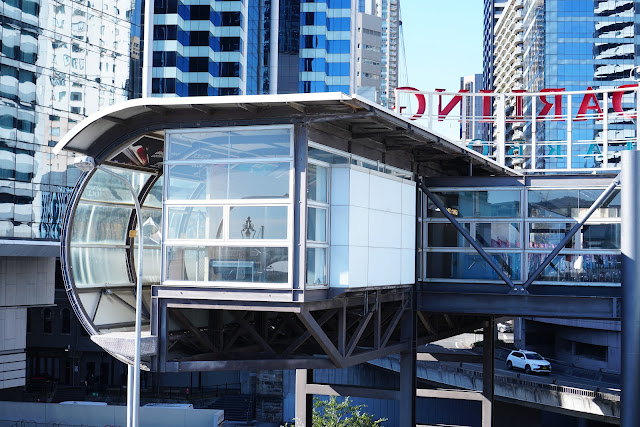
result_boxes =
[485,0,637,374]
[0,0,140,389]
[482,0,508,91]
[149,0,398,107]
[460,74,484,141]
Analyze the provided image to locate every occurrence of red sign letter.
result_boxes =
[575,87,603,121]
[611,84,638,120]
[436,89,470,121]
[396,86,426,120]
[479,90,493,122]
[512,89,527,121]
[537,88,565,120]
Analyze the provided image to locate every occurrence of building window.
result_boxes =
[306,163,329,286]
[220,11,241,26]
[43,308,53,334]
[62,308,71,334]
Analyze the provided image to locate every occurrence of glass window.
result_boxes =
[168,128,291,161]
[528,189,579,218]
[308,164,327,203]
[308,146,349,164]
[167,206,223,239]
[529,223,575,249]
[307,247,326,285]
[428,190,519,218]
[229,206,288,239]
[476,223,520,248]
[166,246,288,283]
[427,252,521,281]
[70,247,131,288]
[307,207,326,242]
[427,223,469,247]
[582,224,620,249]
[527,254,621,283]
[167,163,290,200]
[71,203,131,244]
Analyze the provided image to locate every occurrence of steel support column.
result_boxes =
[295,369,313,427]
[482,317,495,427]
[399,302,416,426]
[621,151,640,427]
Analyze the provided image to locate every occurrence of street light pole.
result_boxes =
[74,157,144,427]
[97,166,144,427]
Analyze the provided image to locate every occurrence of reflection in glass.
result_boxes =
[168,128,291,161]
[229,206,288,239]
[70,246,131,287]
[527,254,621,283]
[427,192,473,218]
[476,223,520,248]
[428,191,520,218]
[71,203,131,244]
[167,206,223,240]
[80,167,149,203]
[308,146,349,164]
[307,207,327,242]
[427,223,469,247]
[529,223,575,249]
[307,247,326,285]
[167,163,290,200]
[529,190,579,218]
[582,224,620,249]
[308,164,327,202]
[427,252,521,281]
[166,246,289,283]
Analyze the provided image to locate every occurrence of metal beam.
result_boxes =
[482,318,495,427]
[297,310,344,367]
[282,309,337,356]
[418,292,620,319]
[345,311,373,358]
[306,384,401,400]
[523,173,620,289]
[416,388,485,401]
[165,358,335,372]
[230,311,276,355]
[420,180,516,290]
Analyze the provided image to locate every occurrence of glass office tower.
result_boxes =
[149,0,397,100]
[0,0,140,239]
[520,0,637,169]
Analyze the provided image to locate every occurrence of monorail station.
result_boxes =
[53,93,637,426]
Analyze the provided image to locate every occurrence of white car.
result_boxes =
[506,350,551,375]
[497,322,513,333]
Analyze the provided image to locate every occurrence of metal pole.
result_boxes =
[142,0,154,97]
[98,166,143,427]
[420,181,516,289]
[621,150,640,427]
[523,173,620,288]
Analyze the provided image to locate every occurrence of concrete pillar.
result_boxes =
[294,369,313,427]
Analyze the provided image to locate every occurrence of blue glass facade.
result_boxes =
[151,0,358,97]
[520,0,638,169]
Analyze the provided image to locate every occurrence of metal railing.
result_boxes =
[396,86,640,173]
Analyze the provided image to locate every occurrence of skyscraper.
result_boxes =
[0,0,140,389]
[149,0,399,107]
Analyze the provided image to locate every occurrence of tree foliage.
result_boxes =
[284,396,386,426]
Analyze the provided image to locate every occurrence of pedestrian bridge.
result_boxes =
[53,92,634,426]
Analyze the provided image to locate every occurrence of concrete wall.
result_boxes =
[0,401,223,427]
[0,256,55,389]
[330,165,416,288]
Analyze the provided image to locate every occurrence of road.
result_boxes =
[430,333,620,395]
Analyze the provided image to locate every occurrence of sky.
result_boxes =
[400,0,484,91]
[397,0,484,138]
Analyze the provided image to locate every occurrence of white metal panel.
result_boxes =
[348,206,369,247]
[330,167,350,206]
[369,173,402,213]
[349,168,370,209]
[330,245,349,286]
[330,205,350,246]
[401,181,416,216]
[368,248,401,286]
[348,246,369,286]
[368,210,402,249]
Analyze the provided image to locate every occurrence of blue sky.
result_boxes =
[400,0,484,92]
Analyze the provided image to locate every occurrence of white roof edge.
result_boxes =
[53,92,354,155]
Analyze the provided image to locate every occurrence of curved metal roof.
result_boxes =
[54,92,520,177]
